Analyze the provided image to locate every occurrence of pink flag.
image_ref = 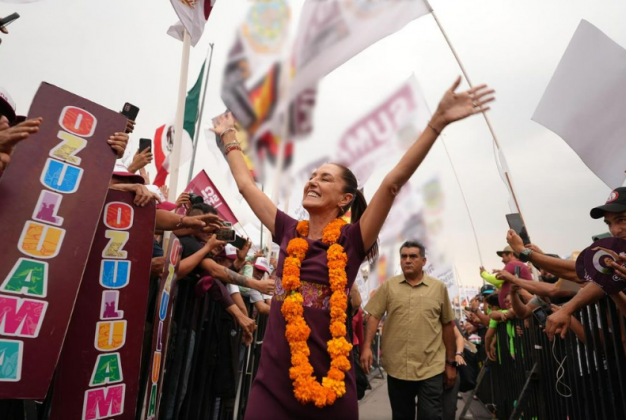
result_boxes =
[184,170,238,224]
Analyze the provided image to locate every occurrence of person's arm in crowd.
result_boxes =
[209,281,255,333]
[473,307,491,325]
[233,239,252,272]
[510,285,533,319]
[177,236,226,278]
[496,269,574,299]
[230,292,249,318]
[507,230,578,281]
[442,321,457,388]
[480,267,501,287]
[453,324,467,366]
[359,314,380,375]
[610,292,626,317]
[485,326,497,361]
[197,258,276,295]
[358,78,494,251]
[109,183,161,207]
[212,114,278,235]
[155,210,222,232]
[253,300,271,316]
[545,282,605,339]
[0,118,42,171]
[127,147,153,173]
[350,283,362,315]
[549,304,586,344]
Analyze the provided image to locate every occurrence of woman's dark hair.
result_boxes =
[190,203,217,215]
[486,293,500,308]
[331,163,378,261]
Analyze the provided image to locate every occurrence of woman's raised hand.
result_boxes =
[431,76,495,130]
[210,111,236,139]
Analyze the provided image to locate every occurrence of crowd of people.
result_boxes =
[3,16,626,417]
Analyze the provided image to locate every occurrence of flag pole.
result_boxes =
[187,42,215,185]
[168,29,192,202]
[430,9,526,223]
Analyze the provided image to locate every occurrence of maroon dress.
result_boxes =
[244,210,367,420]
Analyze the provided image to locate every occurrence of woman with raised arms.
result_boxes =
[211,77,494,419]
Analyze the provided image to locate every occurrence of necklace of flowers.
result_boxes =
[280,218,353,408]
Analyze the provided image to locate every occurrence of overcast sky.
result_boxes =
[1,0,624,287]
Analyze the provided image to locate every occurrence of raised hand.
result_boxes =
[0,117,42,154]
[128,147,153,173]
[431,77,495,131]
[108,132,129,158]
[210,111,236,140]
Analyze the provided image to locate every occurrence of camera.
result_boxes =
[188,193,204,205]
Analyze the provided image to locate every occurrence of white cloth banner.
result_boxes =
[168,0,215,47]
[532,19,626,188]
[291,0,431,98]
[334,75,430,187]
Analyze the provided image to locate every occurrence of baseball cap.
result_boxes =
[0,86,16,123]
[480,284,496,296]
[590,187,626,219]
[254,257,271,273]
[224,244,238,260]
[496,246,514,257]
[112,161,145,185]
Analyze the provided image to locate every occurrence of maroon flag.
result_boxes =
[48,190,156,420]
[0,83,126,398]
[183,170,238,224]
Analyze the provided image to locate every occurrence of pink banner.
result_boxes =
[183,170,238,224]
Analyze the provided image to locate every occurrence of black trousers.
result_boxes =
[387,373,443,420]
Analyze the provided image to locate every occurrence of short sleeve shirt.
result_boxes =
[365,274,455,381]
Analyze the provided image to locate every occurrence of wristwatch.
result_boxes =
[445,359,458,368]
[455,352,463,357]
[518,248,533,263]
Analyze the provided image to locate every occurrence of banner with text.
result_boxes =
[48,190,155,420]
[0,83,126,398]
[142,235,182,420]
[183,170,239,225]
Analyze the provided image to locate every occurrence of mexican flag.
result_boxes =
[153,64,205,186]
[167,0,216,47]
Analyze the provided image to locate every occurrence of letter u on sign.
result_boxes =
[18,221,66,259]
[40,158,84,194]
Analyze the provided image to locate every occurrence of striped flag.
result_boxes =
[153,64,205,186]
[167,0,216,47]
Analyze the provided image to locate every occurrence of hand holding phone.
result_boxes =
[138,138,152,153]
[121,102,140,121]
[216,228,236,242]
[506,213,531,246]
[0,13,20,30]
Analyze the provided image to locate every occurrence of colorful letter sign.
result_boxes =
[142,235,182,420]
[49,190,156,420]
[0,83,127,398]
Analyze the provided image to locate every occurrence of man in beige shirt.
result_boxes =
[361,241,457,420]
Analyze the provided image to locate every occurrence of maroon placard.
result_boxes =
[48,190,156,420]
[180,170,239,224]
[0,83,126,398]
[141,234,182,420]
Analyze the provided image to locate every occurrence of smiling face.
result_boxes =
[604,211,626,239]
[302,163,353,217]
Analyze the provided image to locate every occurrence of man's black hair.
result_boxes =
[485,293,500,308]
[399,240,426,258]
[190,203,217,215]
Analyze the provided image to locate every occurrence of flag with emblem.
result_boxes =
[168,0,216,47]
[153,64,205,186]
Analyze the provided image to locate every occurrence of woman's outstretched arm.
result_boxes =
[359,77,494,250]
[212,113,278,235]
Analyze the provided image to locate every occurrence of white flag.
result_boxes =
[290,0,431,98]
[168,0,216,47]
[532,20,626,188]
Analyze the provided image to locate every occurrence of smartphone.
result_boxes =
[515,266,521,277]
[532,306,548,327]
[222,221,233,228]
[216,228,236,242]
[121,102,140,121]
[138,138,152,153]
[506,213,531,246]
[232,235,247,250]
[0,13,20,28]
[592,232,612,242]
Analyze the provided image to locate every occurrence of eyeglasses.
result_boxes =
[400,254,420,260]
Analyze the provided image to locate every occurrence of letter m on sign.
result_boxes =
[82,384,125,420]
[0,296,48,338]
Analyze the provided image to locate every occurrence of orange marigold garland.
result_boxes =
[280,218,353,408]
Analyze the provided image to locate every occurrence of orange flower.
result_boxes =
[283,217,351,408]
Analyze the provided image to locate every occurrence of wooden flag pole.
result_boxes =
[430,9,527,224]
[168,29,192,201]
